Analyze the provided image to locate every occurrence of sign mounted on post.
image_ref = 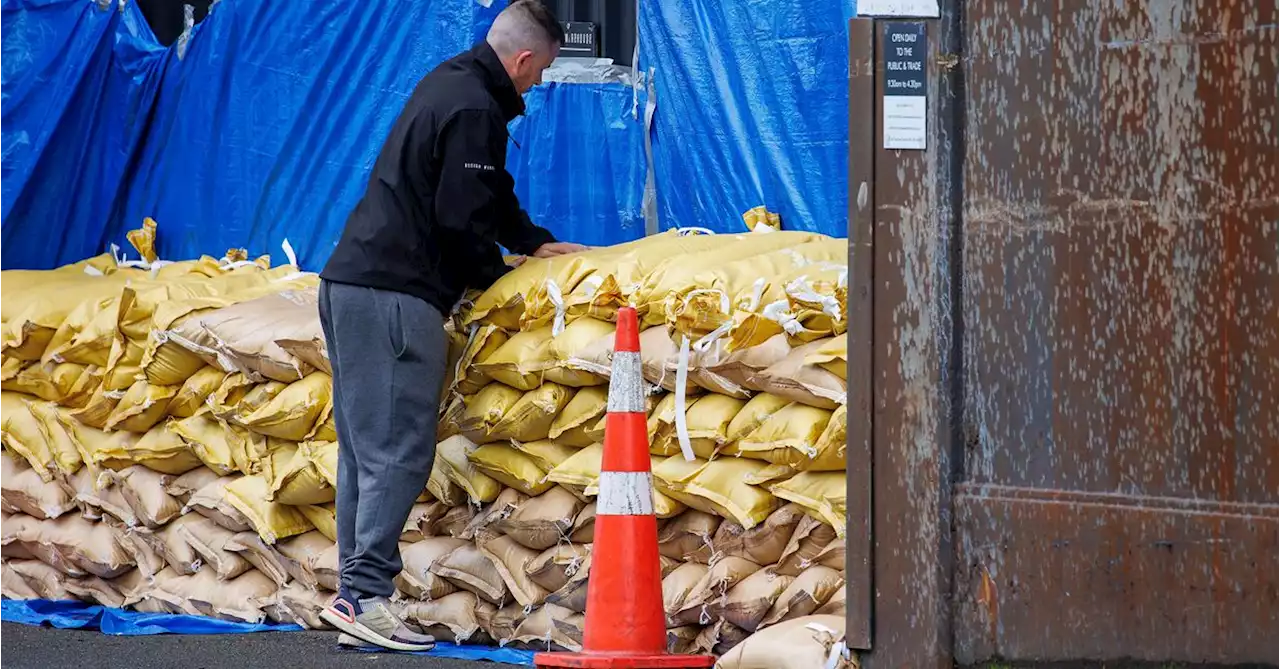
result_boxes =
[560,22,599,58]
[882,22,928,150]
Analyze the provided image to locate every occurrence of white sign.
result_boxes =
[857,0,940,18]
[883,97,927,150]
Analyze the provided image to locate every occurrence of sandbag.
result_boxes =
[511,603,583,651]
[458,384,524,444]
[569,503,596,543]
[268,441,335,505]
[672,556,762,626]
[435,435,502,504]
[1,458,75,519]
[476,531,550,607]
[472,328,555,390]
[664,457,780,530]
[815,583,847,615]
[398,537,467,600]
[165,367,226,418]
[759,565,845,627]
[662,562,710,621]
[238,372,331,441]
[184,568,280,623]
[448,324,507,395]
[689,503,807,566]
[776,514,839,576]
[275,531,335,589]
[164,466,221,504]
[737,403,839,471]
[709,567,794,632]
[43,514,135,578]
[9,559,73,600]
[2,393,57,479]
[525,543,590,593]
[768,471,846,535]
[2,513,79,573]
[468,443,553,496]
[112,466,182,528]
[224,531,292,587]
[224,474,314,543]
[804,336,847,380]
[487,383,574,443]
[277,582,333,629]
[170,412,261,476]
[430,503,478,539]
[128,423,204,475]
[103,380,179,433]
[402,501,447,542]
[140,514,204,575]
[1,360,86,402]
[656,510,721,562]
[296,503,337,542]
[2,561,42,599]
[429,542,509,605]
[26,401,84,476]
[546,386,606,447]
[426,458,468,507]
[716,615,852,669]
[403,591,497,644]
[112,524,166,580]
[68,381,122,430]
[494,485,585,551]
[313,542,340,591]
[651,393,746,459]
[746,338,846,410]
[185,476,254,532]
[510,439,579,473]
[177,516,253,580]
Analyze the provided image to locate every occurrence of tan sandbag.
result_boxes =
[710,567,795,631]
[775,513,839,576]
[737,402,839,471]
[718,615,851,669]
[275,530,335,589]
[495,485,585,551]
[546,386,607,447]
[759,565,845,627]
[177,516,252,580]
[43,514,135,578]
[666,626,701,655]
[402,501,447,542]
[238,372,331,441]
[225,531,293,587]
[458,383,524,443]
[224,474,314,543]
[468,443,553,496]
[185,568,280,623]
[662,561,710,620]
[656,510,721,562]
[745,338,845,410]
[139,514,204,574]
[112,465,182,528]
[430,542,509,605]
[111,524,166,580]
[103,380,179,433]
[485,603,528,645]
[128,423,204,475]
[812,537,845,571]
[163,367,226,419]
[804,336,847,380]
[1,458,75,519]
[404,591,496,644]
[814,582,846,616]
[9,558,73,600]
[689,503,807,566]
[768,471,845,535]
[511,603,582,651]
[436,435,501,504]
[569,502,596,543]
[313,542,340,590]
[69,472,139,527]
[430,504,478,539]
[476,531,550,607]
[471,327,555,390]
[164,466,221,504]
[67,379,122,429]
[458,487,529,541]
[2,513,80,573]
[2,561,42,599]
[277,582,333,629]
[57,413,138,476]
[425,458,468,507]
[268,441,335,505]
[168,414,241,476]
[525,543,590,593]
[672,556,762,626]
[185,475,254,532]
[398,536,467,600]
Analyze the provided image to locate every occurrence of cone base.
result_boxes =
[534,651,717,668]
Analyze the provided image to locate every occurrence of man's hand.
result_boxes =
[533,242,589,258]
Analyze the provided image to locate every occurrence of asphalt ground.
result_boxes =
[1,622,526,669]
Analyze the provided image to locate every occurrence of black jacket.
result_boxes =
[321,41,556,314]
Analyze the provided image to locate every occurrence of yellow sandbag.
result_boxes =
[28,401,83,475]
[166,366,227,418]
[451,324,507,395]
[55,364,103,410]
[104,380,179,433]
[436,435,502,504]
[426,457,468,507]
[458,383,524,443]
[736,403,839,471]
[804,337,846,381]
[307,406,336,441]
[297,503,337,542]
[170,413,265,476]
[546,442,603,489]
[666,238,847,340]
[1,393,57,480]
[41,295,119,367]
[652,394,747,459]
[471,328,554,390]
[768,472,846,535]
[56,412,138,473]
[510,439,579,472]
[728,260,848,351]
[547,386,607,447]
[68,380,121,429]
[1,357,25,382]
[237,372,331,441]
[2,271,144,362]
[215,378,289,424]
[224,474,315,544]
[488,383,574,443]
[466,251,604,331]
[468,443,554,496]
[725,393,791,443]
[302,441,338,488]
[746,338,845,410]
[678,458,781,529]
[129,423,204,475]
[541,318,613,387]
[740,205,782,232]
[1,361,86,402]
[269,442,335,505]
[632,231,823,327]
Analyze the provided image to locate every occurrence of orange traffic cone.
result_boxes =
[536,307,715,669]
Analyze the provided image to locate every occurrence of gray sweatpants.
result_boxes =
[318,280,446,600]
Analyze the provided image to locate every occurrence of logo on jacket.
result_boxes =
[464,162,496,171]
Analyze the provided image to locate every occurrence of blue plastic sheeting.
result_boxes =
[1,599,301,635]
[353,642,535,666]
[639,0,856,235]
[509,81,647,248]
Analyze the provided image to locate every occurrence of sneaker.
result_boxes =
[336,632,373,649]
[320,588,436,652]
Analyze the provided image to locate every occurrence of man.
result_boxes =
[317,1,584,651]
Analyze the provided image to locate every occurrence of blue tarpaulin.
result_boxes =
[2,0,851,271]
[1,599,537,664]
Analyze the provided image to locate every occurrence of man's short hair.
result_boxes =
[488,1,564,57]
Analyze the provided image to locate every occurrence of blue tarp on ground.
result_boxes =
[2,0,852,271]
[1,599,537,664]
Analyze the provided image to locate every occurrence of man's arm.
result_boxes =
[432,109,555,255]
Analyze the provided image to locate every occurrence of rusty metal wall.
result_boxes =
[952,0,1278,664]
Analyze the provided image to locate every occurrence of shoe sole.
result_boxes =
[319,607,435,652]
